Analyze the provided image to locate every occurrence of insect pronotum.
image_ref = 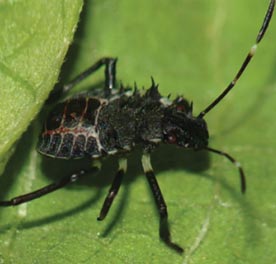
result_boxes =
[0,0,274,253]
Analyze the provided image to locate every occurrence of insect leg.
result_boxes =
[142,153,184,253]
[63,57,117,97]
[97,158,127,221]
[50,57,117,101]
[0,169,96,206]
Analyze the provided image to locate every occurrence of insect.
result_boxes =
[0,0,274,254]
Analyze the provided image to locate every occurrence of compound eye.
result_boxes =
[167,133,177,144]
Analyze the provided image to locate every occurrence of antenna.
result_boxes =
[198,0,275,119]
[206,147,246,193]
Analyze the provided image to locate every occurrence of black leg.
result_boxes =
[50,57,117,101]
[142,153,184,254]
[97,158,127,221]
[0,169,95,206]
[63,57,117,97]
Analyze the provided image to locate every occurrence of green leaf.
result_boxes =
[0,0,83,173]
[1,0,276,263]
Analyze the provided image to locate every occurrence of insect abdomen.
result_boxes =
[38,97,104,159]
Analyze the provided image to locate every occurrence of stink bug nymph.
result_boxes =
[0,1,274,253]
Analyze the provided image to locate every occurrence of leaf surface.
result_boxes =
[0,0,276,263]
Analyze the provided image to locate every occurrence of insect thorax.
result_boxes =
[37,84,209,159]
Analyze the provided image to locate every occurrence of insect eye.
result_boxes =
[167,133,177,144]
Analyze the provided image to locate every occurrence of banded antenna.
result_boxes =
[198,0,275,119]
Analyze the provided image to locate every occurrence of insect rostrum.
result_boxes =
[0,0,275,254]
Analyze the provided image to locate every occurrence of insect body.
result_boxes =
[38,83,208,159]
[0,0,275,254]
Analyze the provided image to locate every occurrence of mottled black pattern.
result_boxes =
[98,85,165,151]
[57,134,74,158]
[85,136,99,156]
[82,98,101,127]
[64,98,86,128]
[48,134,62,154]
[38,83,209,159]
[72,135,86,157]
[38,96,103,159]
[98,84,208,153]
